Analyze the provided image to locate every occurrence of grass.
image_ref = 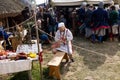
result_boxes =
[6,61,53,80]
[6,61,40,80]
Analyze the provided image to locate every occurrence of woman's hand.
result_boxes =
[60,37,67,44]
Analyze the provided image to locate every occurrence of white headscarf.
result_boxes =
[58,22,65,28]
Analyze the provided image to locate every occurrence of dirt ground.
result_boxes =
[43,37,120,80]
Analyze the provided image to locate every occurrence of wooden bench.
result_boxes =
[48,52,69,80]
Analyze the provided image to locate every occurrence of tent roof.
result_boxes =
[51,0,113,6]
[87,0,113,4]
[51,0,84,6]
[0,0,25,18]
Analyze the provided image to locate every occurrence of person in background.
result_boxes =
[109,6,119,41]
[117,5,120,41]
[0,21,12,50]
[36,6,43,20]
[77,2,87,25]
[52,22,74,62]
[31,23,51,44]
[40,33,51,44]
[76,2,87,35]
[59,15,67,25]
[84,5,94,39]
[91,2,109,43]
[21,7,30,20]
[47,9,56,37]
[16,25,24,41]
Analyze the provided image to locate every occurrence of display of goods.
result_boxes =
[0,50,8,56]
[16,52,27,60]
[0,55,7,60]
[28,52,37,58]
[7,52,17,60]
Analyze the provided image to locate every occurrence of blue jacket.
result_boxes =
[91,8,109,28]
[0,27,9,40]
[77,8,86,23]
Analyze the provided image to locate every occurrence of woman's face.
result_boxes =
[59,26,65,32]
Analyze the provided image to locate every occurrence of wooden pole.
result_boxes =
[33,0,42,80]
[72,12,76,35]
[6,17,9,32]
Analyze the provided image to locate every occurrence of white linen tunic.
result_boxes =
[55,28,73,54]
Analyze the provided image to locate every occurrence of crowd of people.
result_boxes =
[36,2,120,43]
[77,2,120,43]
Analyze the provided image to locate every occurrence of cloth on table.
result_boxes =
[0,60,32,75]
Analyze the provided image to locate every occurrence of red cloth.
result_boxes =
[51,42,61,48]
[92,26,110,31]
[39,52,43,63]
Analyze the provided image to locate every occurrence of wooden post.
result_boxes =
[6,17,9,32]
[33,0,42,80]
[72,11,76,35]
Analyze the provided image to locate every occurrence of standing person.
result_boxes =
[43,9,56,37]
[77,2,87,25]
[36,6,43,20]
[59,15,67,25]
[21,7,30,20]
[109,6,119,41]
[76,2,87,35]
[52,22,74,62]
[91,2,109,43]
[117,5,120,41]
[84,5,94,38]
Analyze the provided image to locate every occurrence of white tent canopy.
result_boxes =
[51,0,113,6]
[51,0,84,6]
[87,0,113,4]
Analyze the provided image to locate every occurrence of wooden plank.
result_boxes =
[48,52,65,66]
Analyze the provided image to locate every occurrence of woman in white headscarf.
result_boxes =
[52,22,74,62]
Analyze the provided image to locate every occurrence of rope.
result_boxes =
[72,43,105,56]
[37,28,105,56]
[38,28,54,38]
[4,16,34,31]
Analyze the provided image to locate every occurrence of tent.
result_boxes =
[51,0,84,6]
[86,0,113,4]
[51,0,113,6]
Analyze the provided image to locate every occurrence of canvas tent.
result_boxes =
[51,0,84,6]
[51,0,113,6]
[86,0,113,4]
